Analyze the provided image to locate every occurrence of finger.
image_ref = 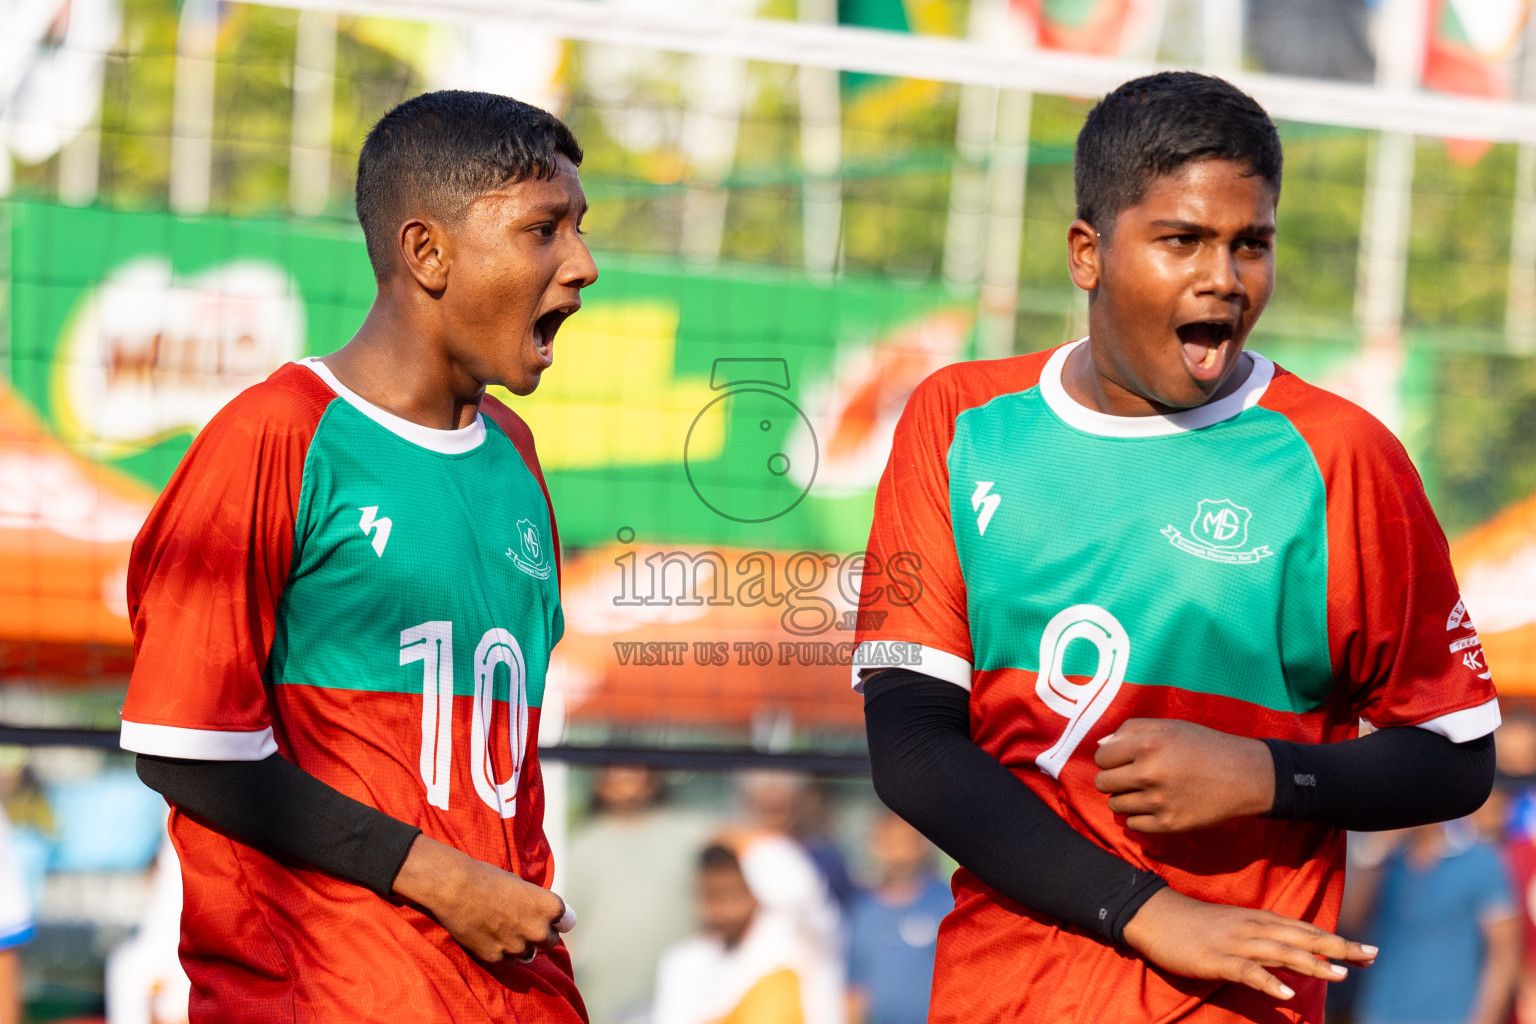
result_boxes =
[1093,735,1138,770]
[556,900,578,934]
[1105,789,1160,816]
[1240,939,1350,982]
[1093,765,1145,794]
[1122,812,1173,834]
[1346,942,1379,964]
[1258,918,1371,964]
[1225,958,1294,1001]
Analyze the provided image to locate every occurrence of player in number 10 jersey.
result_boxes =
[856,74,1498,1023]
[120,93,597,1022]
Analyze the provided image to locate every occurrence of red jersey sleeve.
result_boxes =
[1265,372,1499,742]
[120,365,334,759]
[852,368,974,692]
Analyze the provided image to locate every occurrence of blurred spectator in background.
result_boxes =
[1499,715,1536,843]
[105,839,189,1024]
[564,765,713,1024]
[1493,714,1536,1024]
[739,772,857,911]
[1342,821,1519,1024]
[0,806,34,1024]
[845,811,947,1024]
[655,837,844,1024]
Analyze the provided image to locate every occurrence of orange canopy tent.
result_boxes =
[0,387,147,682]
[1453,491,1536,695]
[551,544,865,737]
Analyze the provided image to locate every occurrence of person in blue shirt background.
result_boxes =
[1342,819,1520,1024]
[846,810,950,1024]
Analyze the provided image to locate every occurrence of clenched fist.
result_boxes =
[393,834,574,963]
[1094,719,1276,832]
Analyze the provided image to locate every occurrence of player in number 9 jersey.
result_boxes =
[119,93,597,1022]
[854,74,1498,1024]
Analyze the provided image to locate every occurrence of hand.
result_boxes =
[1123,888,1378,1001]
[1094,719,1275,832]
[392,834,572,962]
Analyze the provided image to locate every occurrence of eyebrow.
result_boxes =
[1151,219,1276,237]
[524,197,572,217]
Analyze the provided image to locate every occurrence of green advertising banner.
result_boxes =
[7,201,975,553]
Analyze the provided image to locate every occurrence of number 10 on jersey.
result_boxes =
[400,622,531,818]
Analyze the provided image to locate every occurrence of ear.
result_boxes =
[1067,219,1101,292]
[398,218,449,292]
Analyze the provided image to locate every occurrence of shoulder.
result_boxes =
[1456,840,1511,877]
[899,347,1060,444]
[199,362,337,446]
[1256,362,1412,472]
[913,347,1056,414]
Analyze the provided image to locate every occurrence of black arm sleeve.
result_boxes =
[136,753,422,898]
[864,669,1165,944]
[1263,727,1495,832]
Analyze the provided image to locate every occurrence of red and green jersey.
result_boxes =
[854,340,1499,1024]
[120,359,583,1024]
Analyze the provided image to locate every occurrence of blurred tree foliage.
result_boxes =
[4,0,1535,531]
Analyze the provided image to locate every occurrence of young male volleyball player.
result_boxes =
[857,72,1498,1023]
[120,91,597,1022]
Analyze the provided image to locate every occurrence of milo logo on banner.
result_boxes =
[53,257,304,451]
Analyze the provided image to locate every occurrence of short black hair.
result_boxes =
[699,844,742,874]
[355,90,584,278]
[1074,72,1282,232]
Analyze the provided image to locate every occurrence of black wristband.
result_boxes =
[1262,727,1494,831]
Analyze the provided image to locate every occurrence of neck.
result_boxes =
[1064,332,1253,418]
[1406,826,1446,868]
[324,289,485,431]
[879,870,923,904]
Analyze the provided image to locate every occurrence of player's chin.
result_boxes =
[501,366,545,397]
[1143,375,1216,412]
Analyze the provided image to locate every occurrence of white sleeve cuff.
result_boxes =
[850,642,973,693]
[1407,698,1501,744]
[120,721,278,761]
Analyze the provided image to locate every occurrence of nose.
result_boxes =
[1197,247,1243,302]
[562,236,599,289]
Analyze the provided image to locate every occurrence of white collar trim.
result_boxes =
[300,357,486,454]
[1038,339,1274,438]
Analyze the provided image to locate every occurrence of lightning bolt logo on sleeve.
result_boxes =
[972,481,1001,537]
[358,506,392,557]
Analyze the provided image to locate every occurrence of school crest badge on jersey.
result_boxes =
[507,518,552,579]
[1162,498,1274,565]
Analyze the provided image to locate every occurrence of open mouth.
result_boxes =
[532,305,579,366]
[1175,320,1235,383]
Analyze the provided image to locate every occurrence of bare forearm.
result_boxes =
[0,950,20,1024]
[1468,918,1520,1024]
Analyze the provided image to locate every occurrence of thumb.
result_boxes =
[555,899,577,933]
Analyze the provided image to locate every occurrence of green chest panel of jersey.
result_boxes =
[269,402,562,711]
[948,388,1333,714]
